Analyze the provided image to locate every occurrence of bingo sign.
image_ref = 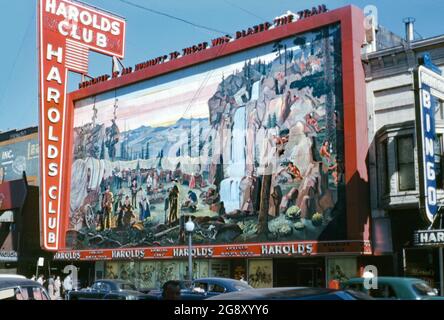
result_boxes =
[38,0,126,250]
[414,54,444,224]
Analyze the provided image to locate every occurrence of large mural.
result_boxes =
[67,24,345,250]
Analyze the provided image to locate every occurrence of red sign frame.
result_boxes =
[51,5,368,257]
[38,0,126,251]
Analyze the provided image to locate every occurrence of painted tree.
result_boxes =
[145,142,150,159]
[267,115,272,128]
[271,113,277,128]
[272,41,284,64]
[100,140,105,159]
[257,174,271,236]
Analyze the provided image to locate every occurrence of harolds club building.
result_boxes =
[39,0,375,289]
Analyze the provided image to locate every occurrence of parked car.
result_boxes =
[66,279,156,300]
[0,275,50,300]
[149,277,253,300]
[207,287,373,300]
[341,277,444,300]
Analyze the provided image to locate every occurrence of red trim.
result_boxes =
[59,5,369,250]
[53,240,372,261]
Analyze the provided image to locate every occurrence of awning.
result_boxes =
[0,211,14,223]
[0,179,27,211]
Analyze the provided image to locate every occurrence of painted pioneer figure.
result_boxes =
[122,196,135,228]
[269,185,283,217]
[114,190,124,228]
[131,178,139,207]
[101,185,114,230]
[168,185,179,225]
[105,119,120,160]
[320,140,331,162]
[182,190,198,212]
[139,196,151,221]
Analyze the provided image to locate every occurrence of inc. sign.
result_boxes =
[414,54,444,224]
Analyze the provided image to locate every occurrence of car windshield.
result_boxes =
[119,283,137,291]
[234,282,253,291]
[412,282,437,297]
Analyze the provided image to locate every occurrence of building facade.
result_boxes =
[364,28,444,289]
[0,127,41,274]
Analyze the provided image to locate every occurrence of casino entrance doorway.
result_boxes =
[273,258,326,287]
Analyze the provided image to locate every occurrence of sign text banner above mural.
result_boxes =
[38,0,126,251]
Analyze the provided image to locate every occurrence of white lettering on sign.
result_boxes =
[261,244,314,255]
[415,230,444,245]
[39,0,126,251]
[417,65,444,223]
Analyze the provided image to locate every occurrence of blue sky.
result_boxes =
[1,0,444,132]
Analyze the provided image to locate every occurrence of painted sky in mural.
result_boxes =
[68,23,345,250]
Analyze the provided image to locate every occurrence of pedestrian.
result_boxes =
[162,280,181,300]
[30,274,36,281]
[48,276,55,300]
[37,274,45,286]
[54,276,62,300]
[63,273,73,299]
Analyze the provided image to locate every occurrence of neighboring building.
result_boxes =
[0,127,40,274]
[0,127,53,277]
[0,127,39,186]
[364,20,444,288]
[50,5,373,289]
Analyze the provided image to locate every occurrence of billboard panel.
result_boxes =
[66,24,346,250]
[0,133,39,184]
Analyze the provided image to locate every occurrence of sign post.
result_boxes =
[38,0,126,251]
[414,53,444,294]
[414,54,444,224]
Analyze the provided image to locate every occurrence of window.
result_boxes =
[119,283,137,291]
[380,140,390,194]
[368,284,397,299]
[434,134,444,189]
[209,284,225,293]
[192,282,208,293]
[435,100,444,120]
[31,287,49,300]
[412,282,437,297]
[101,283,111,292]
[397,136,415,191]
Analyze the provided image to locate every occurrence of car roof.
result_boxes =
[96,279,133,284]
[207,287,334,300]
[193,277,245,284]
[0,274,27,279]
[345,277,425,284]
[0,278,44,290]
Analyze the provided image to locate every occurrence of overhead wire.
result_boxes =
[118,0,230,35]
[222,0,267,22]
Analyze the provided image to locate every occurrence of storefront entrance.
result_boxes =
[273,258,325,287]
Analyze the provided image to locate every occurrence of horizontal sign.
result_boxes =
[0,134,39,183]
[0,251,18,262]
[414,229,444,246]
[53,240,371,261]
